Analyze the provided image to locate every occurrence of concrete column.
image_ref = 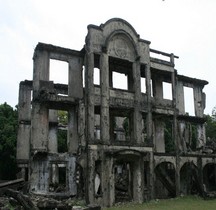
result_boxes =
[68,107,79,154]
[85,52,95,142]
[194,86,203,117]
[31,103,49,151]
[17,124,31,160]
[33,49,49,91]
[68,57,83,98]
[172,71,180,196]
[86,149,95,205]
[78,101,86,147]
[132,158,144,203]
[18,82,32,121]
[152,77,163,101]
[17,82,32,161]
[102,155,114,207]
[132,61,143,144]
[197,124,206,148]
[48,110,58,153]
[149,152,155,199]
[145,64,153,144]
[176,80,185,115]
[100,53,110,144]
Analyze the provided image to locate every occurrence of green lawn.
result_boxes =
[103,196,216,210]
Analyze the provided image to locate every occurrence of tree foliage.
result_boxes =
[0,103,18,180]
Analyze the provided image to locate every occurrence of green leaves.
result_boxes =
[0,102,18,179]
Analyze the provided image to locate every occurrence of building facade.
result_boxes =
[17,18,214,207]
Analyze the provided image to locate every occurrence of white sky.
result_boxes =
[0,0,216,115]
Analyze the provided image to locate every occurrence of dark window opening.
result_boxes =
[110,111,132,142]
[49,162,67,192]
[164,120,175,153]
[115,162,132,202]
[109,57,133,91]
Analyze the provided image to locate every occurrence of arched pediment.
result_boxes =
[106,32,137,61]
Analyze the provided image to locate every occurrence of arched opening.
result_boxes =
[154,162,176,198]
[180,162,202,195]
[203,163,216,192]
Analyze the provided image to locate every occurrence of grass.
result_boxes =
[103,196,216,210]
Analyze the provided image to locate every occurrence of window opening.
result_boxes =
[110,114,131,142]
[94,68,100,85]
[50,59,68,85]
[163,82,172,100]
[49,162,67,192]
[112,72,127,90]
[164,120,175,153]
[49,109,68,153]
[115,162,132,202]
[94,113,101,140]
[184,86,195,116]
[141,77,146,93]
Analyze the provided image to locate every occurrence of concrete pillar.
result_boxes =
[145,64,153,144]
[18,82,32,121]
[86,149,95,204]
[17,124,31,160]
[85,52,95,142]
[17,82,32,161]
[197,124,206,148]
[100,53,110,144]
[33,49,49,91]
[132,61,143,144]
[31,104,49,151]
[152,76,163,100]
[68,107,79,154]
[78,101,85,147]
[68,57,83,98]
[102,155,114,207]
[176,80,185,115]
[132,158,144,203]
[194,86,203,117]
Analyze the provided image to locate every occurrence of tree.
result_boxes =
[0,103,18,180]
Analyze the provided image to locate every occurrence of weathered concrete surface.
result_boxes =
[16,18,214,207]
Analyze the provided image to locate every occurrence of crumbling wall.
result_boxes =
[17,18,214,207]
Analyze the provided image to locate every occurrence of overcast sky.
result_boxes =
[0,0,216,115]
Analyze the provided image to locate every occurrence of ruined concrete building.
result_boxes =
[17,18,214,207]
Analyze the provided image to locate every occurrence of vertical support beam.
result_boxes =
[193,86,203,117]
[68,57,83,98]
[68,107,79,154]
[78,100,86,147]
[85,52,95,142]
[133,158,144,203]
[33,49,50,91]
[176,80,185,115]
[17,82,32,161]
[100,53,110,144]
[152,76,163,101]
[31,48,50,152]
[132,61,142,144]
[102,155,114,207]
[145,64,153,144]
[31,104,49,151]
[172,70,180,196]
